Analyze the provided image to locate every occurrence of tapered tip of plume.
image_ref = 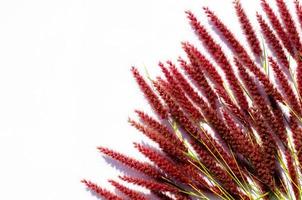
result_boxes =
[118,175,124,179]
[134,109,143,116]
[181,42,188,51]
[177,56,185,63]
[181,41,194,55]
[158,61,165,69]
[130,66,137,73]
[181,41,188,47]
[256,12,265,24]
[267,56,274,64]
[158,62,169,76]
[133,142,143,151]
[184,10,192,16]
[233,0,240,5]
[166,60,173,66]
[133,142,139,147]
[233,57,244,71]
[233,57,240,64]
[97,146,107,153]
[130,66,140,78]
[185,10,196,21]
[203,6,212,16]
[128,117,135,125]
[158,62,173,79]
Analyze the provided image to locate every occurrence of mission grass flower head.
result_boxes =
[234,0,263,58]
[181,42,224,88]
[108,179,147,200]
[269,57,302,116]
[295,0,302,32]
[275,0,302,53]
[131,67,168,120]
[257,14,290,70]
[261,0,295,57]
[187,9,249,111]
[119,175,180,194]
[83,0,302,199]
[81,180,123,200]
[176,57,218,110]
[202,6,283,102]
[134,110,187,151]
[128,118,187,162]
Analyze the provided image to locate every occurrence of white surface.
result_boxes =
[0,0,279,199]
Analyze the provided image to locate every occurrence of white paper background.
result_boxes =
[0,0,290,199]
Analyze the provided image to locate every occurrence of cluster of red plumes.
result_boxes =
[83,0,302,199]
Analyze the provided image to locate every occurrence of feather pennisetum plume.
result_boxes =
[83,1,302,199]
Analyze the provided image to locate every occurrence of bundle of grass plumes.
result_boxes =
[82,0,302,199]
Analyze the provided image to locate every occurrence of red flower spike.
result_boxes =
[261,0,295,56]
[222,110,274,185]
[176,58,218,110]
[180,45,247,122]
[295,0,302,32]
[119,175,179,193]
[234,0,262,58]
[297,60,302,98]
[222,110,255,157]
[131,67,168,119]
[214,85,248,125]
[179,162,211,191]
[134,110,187,151]
[191,142,248,199]
[181,42,224,88]
[152,191,174,200]
[173,58,209,108]
[202,7,283,102]
[109,180,147,200]
[98,147,162,179]
[257,14,290,70]
[187,10,249,111]
[121,176,193,200]
[270,101,288,145]
[154,80,246,181]
[269,57,302,116]
[129,118,187,162]
[235,58,287,145]
[249,109,276,189]
[81,180,123,200]
[134,143,191,184]
[153,80,204,141]
[275,0,302,52]
[289,114,302,169]
[158,62,202,122]
[285,149,300,200]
